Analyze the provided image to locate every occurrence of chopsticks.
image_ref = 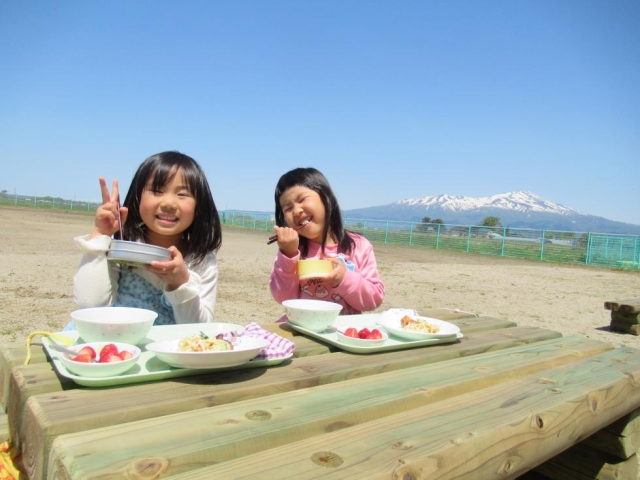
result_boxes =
[267,220,309,245]
[116,197,124,240]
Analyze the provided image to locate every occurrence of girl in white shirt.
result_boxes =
[71,151,222,326]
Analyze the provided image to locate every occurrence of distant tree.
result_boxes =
[416,216,445,233]
[0,190,7,198]
[481,216,501,227]
[432,218,446,232]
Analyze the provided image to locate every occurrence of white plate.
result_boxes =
[145,336,270,369]
[377,314,460,341]
[42,323,293,387]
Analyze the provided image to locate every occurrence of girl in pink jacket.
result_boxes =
[269,167,385,315]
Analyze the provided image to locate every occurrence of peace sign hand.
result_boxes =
[90,177,128,239]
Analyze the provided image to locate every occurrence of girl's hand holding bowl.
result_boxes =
[145,246,190,291]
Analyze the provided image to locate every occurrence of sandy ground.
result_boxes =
[1,206,640,350]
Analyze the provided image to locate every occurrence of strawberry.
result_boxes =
[358,328,371,339]
[118,350,133,360]
[99,353,122,363]
[71,353,93,363]
[367,329,383,340]
[76,346,97,360]
[344,328,359,338]
[99,343,119,361]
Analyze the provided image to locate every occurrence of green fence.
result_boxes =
[222,211,640,271]
[2,196,638,271]
[0,195,99,212]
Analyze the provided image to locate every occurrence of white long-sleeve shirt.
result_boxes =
[73,234,218,324]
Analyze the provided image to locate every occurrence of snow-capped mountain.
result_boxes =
[343,191,640,235]
[397,191,579,216]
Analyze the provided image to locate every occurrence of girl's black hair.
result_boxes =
[121,151,222,266]
[274,167,354,258]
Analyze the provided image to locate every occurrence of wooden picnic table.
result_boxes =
[1,308,640,479]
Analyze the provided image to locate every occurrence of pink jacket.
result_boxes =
[269,233,385,314]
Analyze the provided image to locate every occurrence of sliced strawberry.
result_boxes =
[99,343,119,360]
[76,346,97,360]
[344,328,359,338]
[71,353,93,363]
[358,328,371,339]
[118,350,133,360]
[98,353,122,363]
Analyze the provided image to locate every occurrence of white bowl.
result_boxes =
[107,239,171,266]
[57,342,141,378]
[70,307,157,345]
[145,337,270,369]
[282,299,343,333]
[336,328,388,347]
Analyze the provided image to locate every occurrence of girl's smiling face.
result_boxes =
[279,185,331,244]
[139,168,196,248]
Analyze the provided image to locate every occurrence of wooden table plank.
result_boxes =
[447,315,516,332]
[138,346,640,480]
[0,341,48,410]
[19,326,560,480]
[47,341,635,480]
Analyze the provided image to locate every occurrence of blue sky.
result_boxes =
[2,1,639,225]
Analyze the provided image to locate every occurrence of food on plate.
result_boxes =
[343,327,383,340]
[71,343,133,363]
[178,331,236,352]
[400,315,440,334]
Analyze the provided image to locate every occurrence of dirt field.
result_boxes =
[2,206,640,350]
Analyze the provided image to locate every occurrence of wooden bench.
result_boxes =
[605,297,640,336]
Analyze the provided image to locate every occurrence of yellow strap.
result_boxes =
[24,331,74,366]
